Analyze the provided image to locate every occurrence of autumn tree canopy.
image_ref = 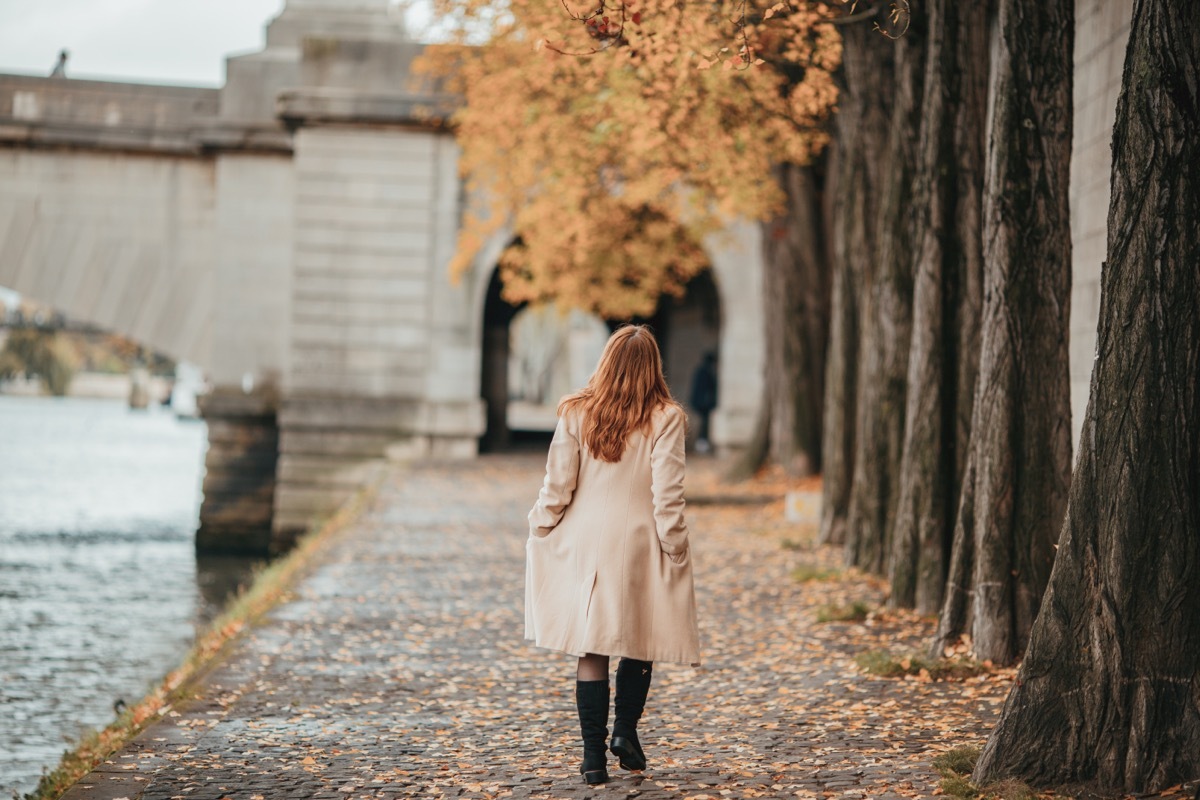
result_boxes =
[418,0,841,318]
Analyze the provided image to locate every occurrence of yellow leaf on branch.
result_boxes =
[417,0,841,317]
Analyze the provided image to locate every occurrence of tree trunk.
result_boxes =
[726,401,769,482]
[843,14,925,574]
[818,25,894,546]
[730,161,832,482]
[933,0,1074,665]
[973,0,1200,791]
[887,0,988,613]
[762,162,831,477]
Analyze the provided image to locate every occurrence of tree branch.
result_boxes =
[826,3,883,25]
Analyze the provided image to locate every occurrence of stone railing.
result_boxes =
[0,74,218,153]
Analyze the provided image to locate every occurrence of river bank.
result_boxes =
[24,483,378,800]
[0,370,173,402]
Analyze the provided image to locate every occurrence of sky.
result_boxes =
[0,0,294,87]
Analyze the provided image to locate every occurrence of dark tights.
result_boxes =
[577,653,652,680]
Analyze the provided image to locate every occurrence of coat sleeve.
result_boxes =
[528,415,580,538]
[650,407,690,558]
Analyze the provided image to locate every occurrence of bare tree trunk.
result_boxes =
[844,15,925,574]
[934,444,976,644]
[818,26,893,545]
[726,402,769,482]
[763,162,831,477]
[731,161,832,482]
[887,0,988,613]
[973,0,1200,791]
[933,0,1074,665]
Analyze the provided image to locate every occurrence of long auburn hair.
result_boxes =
[559,325,683,463]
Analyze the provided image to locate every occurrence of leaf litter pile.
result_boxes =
[63,456,1195,800]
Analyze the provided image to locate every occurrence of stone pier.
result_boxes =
[196,389,280,554]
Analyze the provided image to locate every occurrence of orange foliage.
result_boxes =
[417,0,841,318]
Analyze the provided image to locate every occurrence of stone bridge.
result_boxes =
[0,0,766,554]
[0,0,1130,554]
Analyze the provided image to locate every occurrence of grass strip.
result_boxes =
[791,562,841,583]
[23,480,381,800]
[933,745,1051,800]
[814,600,872,623]
[855,649,991,681]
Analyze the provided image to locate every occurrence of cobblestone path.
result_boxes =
[63,456,1010,800]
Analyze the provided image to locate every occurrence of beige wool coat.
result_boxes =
[524,404,701,666]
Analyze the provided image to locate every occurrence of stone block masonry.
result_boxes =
[272,120,485,544]
[196,388,280,555]
[1069,0,1134,450]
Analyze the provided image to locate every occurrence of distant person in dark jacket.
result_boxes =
[50,50,69,78]
[689,352,717,453]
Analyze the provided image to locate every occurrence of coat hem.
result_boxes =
[524,634,701,667]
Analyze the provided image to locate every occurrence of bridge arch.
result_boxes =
[466,222,764,453]
[0,146,219,369]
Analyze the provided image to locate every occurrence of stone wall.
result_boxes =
[273,123,483,545]
[211,153,295,390]
[1069,0,1133,449]
[287,126,440,398]
[196,388,281,554]
[0,74,216,152]
[704,222,765,448]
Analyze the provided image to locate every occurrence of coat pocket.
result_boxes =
[664,547,690,566]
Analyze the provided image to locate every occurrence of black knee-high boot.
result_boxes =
[575,679,610,785]
[610,659,652,771]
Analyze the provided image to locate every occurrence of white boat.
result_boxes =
[169,362,208,419]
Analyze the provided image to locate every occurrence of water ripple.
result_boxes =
[0,396,256,796]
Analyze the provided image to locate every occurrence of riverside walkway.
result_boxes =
[63,455,1011,800]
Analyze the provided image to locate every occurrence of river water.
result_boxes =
[0,396,258,797]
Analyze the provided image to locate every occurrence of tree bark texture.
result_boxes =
[727,401,769,482]
[887,0,988,613]
[762,162,831,477]
[819,25,895,546]
[974,0,1200,791]
[933,0,1075,666]
[843,13,925,574]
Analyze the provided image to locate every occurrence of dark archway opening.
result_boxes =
[631,269,722,448]
[478,267,722,452]
[479,269,525,452]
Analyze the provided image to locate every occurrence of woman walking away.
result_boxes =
[525,325,701,785]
